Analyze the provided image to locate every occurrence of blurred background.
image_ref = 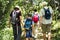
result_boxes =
[0,0,60,40]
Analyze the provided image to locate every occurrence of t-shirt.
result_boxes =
[10,10,22,23]
[40,6,53,24]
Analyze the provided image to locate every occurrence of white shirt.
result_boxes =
[40,6,53,24]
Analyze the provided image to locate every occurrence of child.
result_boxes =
[32,9,40,38]
[24,14,34,40]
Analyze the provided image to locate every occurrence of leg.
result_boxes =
[26,38,29,40]
[12,24,17,40]
[47,24,51,40]
[30,38,33,40]
[26,30,29,40]
[29,30,33,40]
[43,33,46,40]
[16,23,22,40]
[48,32,51,40]
[34,23,37,37]
[29,29,33,40]
[42,24,47,40]
[26,29,32,40]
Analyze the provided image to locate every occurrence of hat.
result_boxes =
[42,1,48,6]
[15,6,20,9]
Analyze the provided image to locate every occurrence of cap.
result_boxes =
[42,1,48,6]
[15,6,20,9]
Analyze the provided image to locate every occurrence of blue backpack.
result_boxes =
[24,18,32,30]
[44,8,51,19]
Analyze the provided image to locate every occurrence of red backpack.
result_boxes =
[32,13,39,23]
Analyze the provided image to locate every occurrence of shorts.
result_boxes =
[26,29,32,38]
[42,24,51,33]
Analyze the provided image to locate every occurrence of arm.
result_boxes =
[31,21,34,34]
[19,11,24,26]
[39,16,42,27]
[19,11,22,24]
[49,6,54,20]
[39,9,43,27]
[19,16,22,23]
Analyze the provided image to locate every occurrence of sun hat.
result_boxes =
[42,1,48,6]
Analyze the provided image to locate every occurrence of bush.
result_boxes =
[0,27,13,40]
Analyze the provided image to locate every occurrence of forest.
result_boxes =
[0,0,60,40]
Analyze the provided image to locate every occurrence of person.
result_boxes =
[24,14,34,40]
[32,9,39,24]
[32,9,40,38]
[40,1,53,40]
[10,6,22,40]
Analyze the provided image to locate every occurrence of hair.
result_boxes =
[34,9,37,12]
[42,1,48,6]
[27,13,32,17]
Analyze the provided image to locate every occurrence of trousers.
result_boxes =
[12,23,22,40]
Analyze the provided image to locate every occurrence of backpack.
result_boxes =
[32,13,39,23]
[44,8,51,19]
[11,11,17,24]
[24,18,32,30]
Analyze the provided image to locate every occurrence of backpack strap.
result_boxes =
[25,18,32,24]
[24,18,32,28]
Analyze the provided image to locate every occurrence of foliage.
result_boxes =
[0,0,60,40]
[0,27,13,40]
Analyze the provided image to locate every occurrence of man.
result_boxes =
[40,1,53,40]
[10,6,22,40]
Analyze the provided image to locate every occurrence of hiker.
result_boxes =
[40,1,53,40]
[32,9,39,24]
[32,9,40,38]
[10,6,22,40]
[24,14,34,40]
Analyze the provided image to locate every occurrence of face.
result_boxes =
[14,8,19,11]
